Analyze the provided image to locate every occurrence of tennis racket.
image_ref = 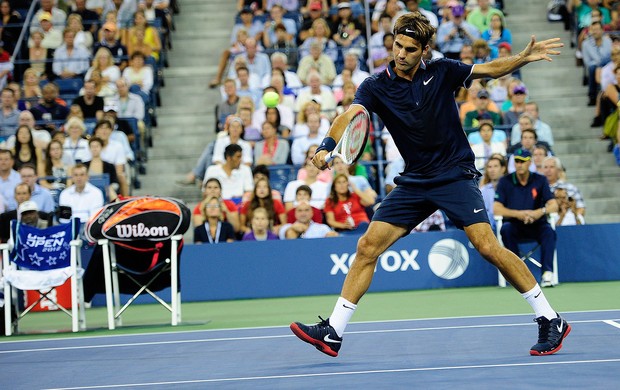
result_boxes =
[325,106,370,165]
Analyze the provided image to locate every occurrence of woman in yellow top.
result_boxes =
[123,10,161,61]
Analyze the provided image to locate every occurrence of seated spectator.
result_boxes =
[0,1,22,54]
[254,121,290,165]
[368,12,394,53]
[30,12,63,50]
[30,82,70,123]
[581,21,612,106]
[16,200,51,230]
[115,78,146,137]
[332,51,371,89]
[66,13,94,51]
[70,0,99,35]
[436,3,480,59]
[124,10,161,61]
[122,51,154,97]
[296,144,333,183]
[511,101,554,147]
[11,125,44,172]
[212,116,253,166]
[552,187,585,226]
[38,140,73,201]
[324,173,373,235]
[194,196,236,243]
[542,156,586,219]
[283,158,331,210]
[262,4,297,49]
[32,0,67,33]
[232,64,262,107]
[216,79,240,133]
[532,144,549,175]
[237,105,261,142]
[412,210,446,232]
[84,69,117,100]
[459,80,500,123]
[0,87,20,140]
[85,47,122,93]
[292,99,330,139]
[485,73,515,107]
[204,144,254,202]
[208,27,250,89]
[472,38,492,64]
[2,111,51,152]
[93,119,129,196]
[371,0,407,33]
[52,28,91,80]
[295,72,337,119]
[298,1,327,44]
[58,163,104,223]
[298,17,339,63]
[331,156,377,203]
[466,0,504,33]
[297,40,337,86]
[21,68,44,109]
[507,128,544,173]
[494,148,558,287]
[501,83,528,127]
[463,89,502,128]
[252,88,295,130]
[369,32,394,74]
[230,6,264,45]
[18,163,55,213]
[73,79,105,120]
[242,207,280,241]
[291,112,322,166]
[239,177,287,234]
[285,184,324,224]
[268,71,296,110]
[481,13,511,58]
[227,37,271,83]
[264,105,292,138]
[404,0,438,27]
[261,52,303,90]
[471,122,507,171]
[508,114,552,153]
[242,164,283,202]
[83,136,120,201]
[0,183,54,242]
[479,153,507,229]
[330,2,365,56]
[103,108,135,162]
[264,22,298,67]
[193,177,240,232]
[279,200,339,239]
[93,22,129,70]
[0,149,20,211]
[27,31,51,79]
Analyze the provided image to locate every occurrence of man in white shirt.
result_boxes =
[279,201,339,239]
[204,144,253,201]
[59,164,105,223]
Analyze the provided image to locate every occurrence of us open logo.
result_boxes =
[427,239,469,280]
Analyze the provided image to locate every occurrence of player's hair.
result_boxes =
[393,11,436,48]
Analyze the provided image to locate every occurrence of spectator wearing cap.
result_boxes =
[295,71,337,119]
[17,200,50,229]
[464,89,502,128]
[501,83,528,127]
[30,11,63,49]
[93,22,129,70]
[0,183,54,242]
[31,0,67,33]
[52,28,91,80]
[494,147,558,287]
[466,0,504,33]
[298,1,326,44]
[436,2,480,60]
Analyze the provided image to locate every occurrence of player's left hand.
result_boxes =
[521,35,563,63]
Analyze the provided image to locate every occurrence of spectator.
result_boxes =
[371,0,407,32]
[265,22,298,67]
[324,173,373,235]
[5,111,51,152]
[481,12,511,58]
[404,0,438,27]
[333,51,371,89]
[11,125,44,172]
[203,143,254,201]
[93,22,129,70]
[115,78,145,123]
[31,0,67,33]
[269,72,296,109]
[283,158,330,210]
[261,52,303,90]
[472,38,492,64]
[237,105,261,142]
[296,144,333,183]
[291,112,322,165]
[67,13,94,51]
[233,64,262,106]
[229,37,271,82]
[479,153,507,229]
[252,88,295,131]
[466,0,504,33]
[0,183,54,241]
[485,72,515,107]
[86,47,122,93]
[103,107,135,160]
[27,32,50,80]
[436,3,480,59]
[122,51,154,97]
[369,32,394,74]
[507,127,542,173]
[38,140,73,202]
[239,177,287,234]
[463,89,502,127]
[101,0,137,27]
[74,80,105,120]
[124,10,162,61]
[494,148,558,287]
[93,119,129,196]
[542,156,586,218]
[0,149,20,210]
[330,2,364,56]
[18,163,55,213]
[459,79,501,123]
[0,87,19,139]
[285,184,324,224]
[29,82,70,122]
[262,4,297,47]
[279,200,339,239]
[298,17,338,62]
[231,6,264,44]
[471,122,506,171]
[511,101,554,147]
[532,144,549,175]
[369,12,393,51]
[193,196,236,243]
[208,28,250,89]
[70,0,100,34]
[298,1,327,43]
[297,40,337,86]
[58,163,104,223]
[193,177,240,231]
[30,12,63,50]
[582,21,612,106]
[254,121,290,165]
[16,200,51,229]
[501,83,528,127]
[242,207,280,241]
[84,136,120,201]
[0,0,21,54]
[568,0,611,31]
[552,187,585,226]
[295,72,337,118]
[216,79,240,133]
[331,156,377,203]
[63,117,91,165]
[212,116,253,165]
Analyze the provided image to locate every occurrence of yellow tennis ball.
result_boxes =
[262,91,280,108]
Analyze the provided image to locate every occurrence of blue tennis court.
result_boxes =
[1,310,619,389]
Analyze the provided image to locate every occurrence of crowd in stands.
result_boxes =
[0,0,177,238]
[180,0,592,245]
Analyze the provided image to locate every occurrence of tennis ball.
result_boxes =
[262,91,280,108]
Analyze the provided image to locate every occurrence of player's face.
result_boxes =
[393,35,428,75]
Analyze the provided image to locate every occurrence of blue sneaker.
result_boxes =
[290,316,342,357]
[530,314,571,356]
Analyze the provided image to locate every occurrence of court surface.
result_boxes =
[1,310,619,389]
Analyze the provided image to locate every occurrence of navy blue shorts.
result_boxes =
[373,178,490,231]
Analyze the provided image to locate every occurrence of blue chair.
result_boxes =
[89,173,111,204]
[268,164,298,195]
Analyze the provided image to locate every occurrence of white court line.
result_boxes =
[44,358,620,389]
[0,319,613,355]
[2,308,619,345]
[603,320,620,330]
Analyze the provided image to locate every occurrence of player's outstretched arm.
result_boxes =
[312,103,366,169]
[471,36,563,80]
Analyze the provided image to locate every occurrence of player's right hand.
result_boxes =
[312,150,329,170]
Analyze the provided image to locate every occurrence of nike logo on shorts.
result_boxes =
[423,76,434,86]
[324,334,342,344]
[473,208,484,213]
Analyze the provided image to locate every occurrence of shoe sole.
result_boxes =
[289,323,339,357]
[530,324,572,356]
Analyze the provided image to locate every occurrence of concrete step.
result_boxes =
[581,197,620,215]
[551,140,611,154]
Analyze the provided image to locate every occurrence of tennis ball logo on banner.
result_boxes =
[427,239,469,279]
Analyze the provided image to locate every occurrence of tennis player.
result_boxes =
[290,12,570,357]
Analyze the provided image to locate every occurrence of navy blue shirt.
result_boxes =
[353,59,476,184]
[495,172,554,225]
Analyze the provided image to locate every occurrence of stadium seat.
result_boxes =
[0,218,85,336]
[268,164,298,195]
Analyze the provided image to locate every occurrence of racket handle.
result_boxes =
[324,152,336,164]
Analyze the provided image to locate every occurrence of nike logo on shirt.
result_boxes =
[423,76,434,86]
[473,208,484,213]
[324,334,342,343]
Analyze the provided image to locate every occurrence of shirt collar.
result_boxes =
[386,59,427,81]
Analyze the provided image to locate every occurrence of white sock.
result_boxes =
[521,284,557,320]
[329,297,357,337]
